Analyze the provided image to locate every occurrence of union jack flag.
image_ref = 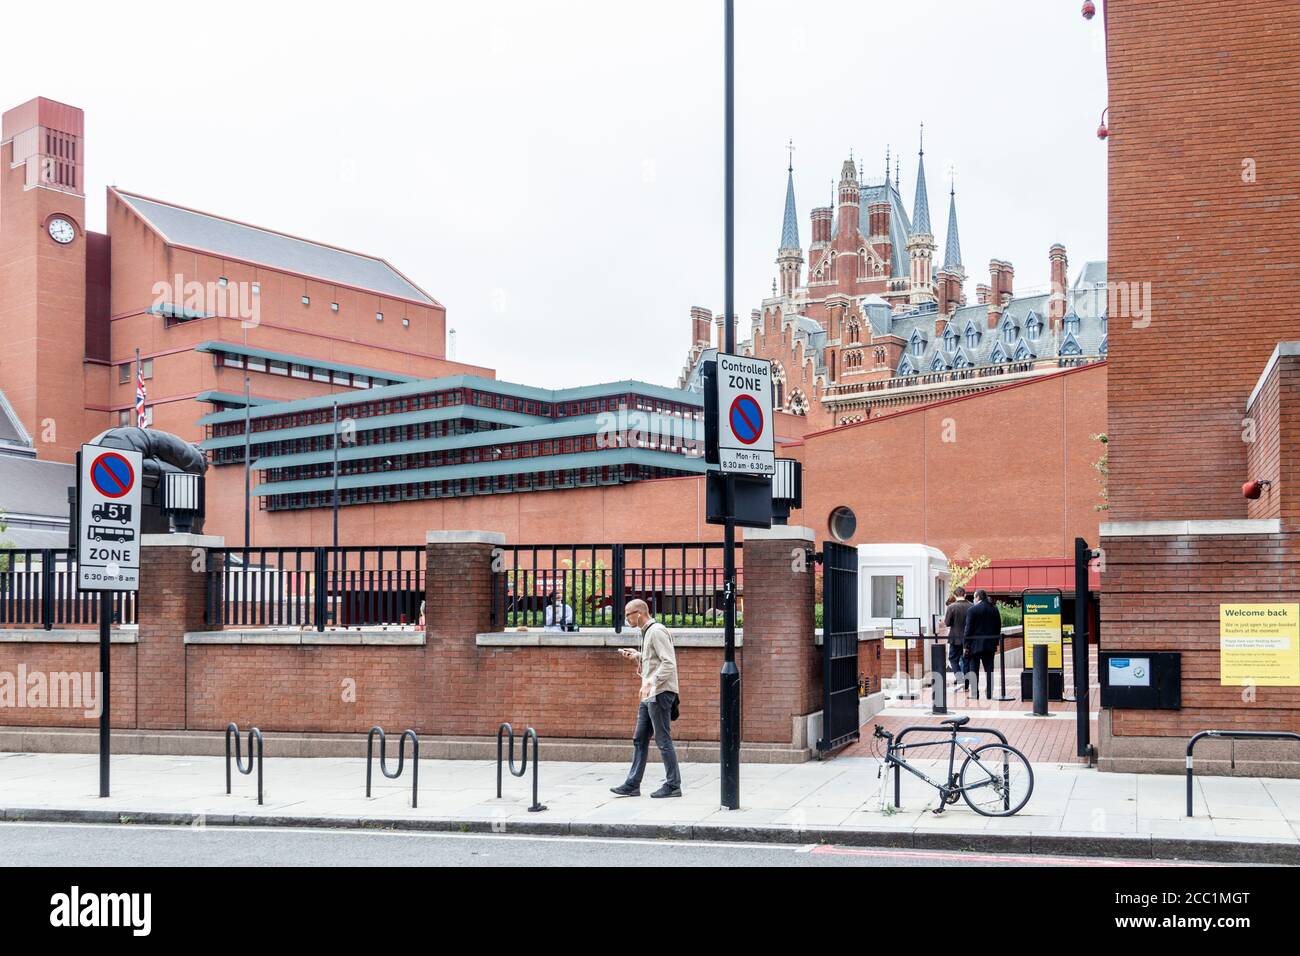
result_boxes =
[135,363,148,428]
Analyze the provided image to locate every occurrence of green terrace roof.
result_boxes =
[196,390,274,408]
[200,369,703,428]
[201,404,541,451]
[252,447,707,497]
[194,341,419,387]
[250,411,705,470]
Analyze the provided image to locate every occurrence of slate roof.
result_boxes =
[890,262,1109,376]
[115,190,437,305]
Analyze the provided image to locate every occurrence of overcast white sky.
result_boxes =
[6,0,1107,389]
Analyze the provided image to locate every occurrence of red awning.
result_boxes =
[967,558,1101,597]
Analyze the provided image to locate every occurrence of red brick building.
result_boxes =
[0,94,1104,573]
[1100,0,1300,773]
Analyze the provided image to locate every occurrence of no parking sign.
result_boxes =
[715,355,774,476]
[77,443,143,591]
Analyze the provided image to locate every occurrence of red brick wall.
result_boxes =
[736,531,819,743]
[186,645,428,733]
[0,643,135,728]
[1102,532,1300,738]
[793,362,1107,561]
[1106,0,1300,522]
[1246,360,1281,520]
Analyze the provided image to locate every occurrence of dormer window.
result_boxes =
[1026,313,1042,341]
[943,328,957,350]
[910,332,926,357]
[965,325,980,349]
[1065,312,1081,335]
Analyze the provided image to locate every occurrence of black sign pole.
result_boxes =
[99,589,111,797]
[719,0,741,811]
[1074,537,1092,758]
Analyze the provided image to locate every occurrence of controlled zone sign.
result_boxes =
[78,444,143,591]
[715,354,774,476]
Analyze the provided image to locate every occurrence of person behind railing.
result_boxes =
[610,599,681,799]
[543,592,574,632]
[942,586,972,684]
[963,588,1001,696]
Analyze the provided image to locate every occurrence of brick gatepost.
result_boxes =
[136,533,223,729]
[739,525,819,744]
[424,531,505,734]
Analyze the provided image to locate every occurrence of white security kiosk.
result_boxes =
[856,543,950,635]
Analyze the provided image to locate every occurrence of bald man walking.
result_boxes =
[610,599,682,798]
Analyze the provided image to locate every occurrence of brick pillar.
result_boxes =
[739,525,818,744]
[424,531,504,735]
[136,533,223,730]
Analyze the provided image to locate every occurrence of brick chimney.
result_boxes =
[987,260,1014,327]
[810,207,832,245]
[976,283,992,305]
[1048,244,1069,329]
[715,313,736,351]
[936,269,952,319]
[691,306,712,349]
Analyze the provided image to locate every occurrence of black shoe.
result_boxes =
[650,784,682,799]
[609,784,640,797]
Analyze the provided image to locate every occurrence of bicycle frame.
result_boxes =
[881,723,1012,810]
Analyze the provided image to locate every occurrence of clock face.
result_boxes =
[48,217,76,245]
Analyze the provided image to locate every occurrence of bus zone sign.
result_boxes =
[715,354,775,476]
[78,443,143,591]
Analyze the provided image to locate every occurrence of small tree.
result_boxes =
[948,554,990,598]
[1092,432,1109,512]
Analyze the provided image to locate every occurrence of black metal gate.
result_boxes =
[819,541,860,753]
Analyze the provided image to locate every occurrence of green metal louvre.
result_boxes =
[249,410,704,470]
[201,404,541,451]
[194,340,419,388]
[199,366,702,428]
[252,447,708,497]
[195,390,274,408]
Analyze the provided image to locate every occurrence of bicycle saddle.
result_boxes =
[940,716,970,727]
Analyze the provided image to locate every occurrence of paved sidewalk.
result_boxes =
[2,750,1298,863]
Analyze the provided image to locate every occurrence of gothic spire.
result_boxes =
[912,124,932,235]
[943,180,963,270]
[779,143,799,250]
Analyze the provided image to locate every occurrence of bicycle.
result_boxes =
[872,716,1034,817]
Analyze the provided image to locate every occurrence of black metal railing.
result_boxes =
[225,722,264,806]
[366,726,419,809]
[490,542,740,633]
[0,548,137,629]
[1186,730,1300,817]
[204,546,425,631]
[497,722,545,813]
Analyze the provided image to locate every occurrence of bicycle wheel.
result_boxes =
[959,743,1034,816]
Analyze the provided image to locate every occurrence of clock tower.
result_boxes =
[0,97,94,461]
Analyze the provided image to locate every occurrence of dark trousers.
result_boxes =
[965,648,997,696]
[947,640,966,676]
[624,691,681,790]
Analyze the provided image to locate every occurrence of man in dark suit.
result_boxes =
[963,588,1002,697]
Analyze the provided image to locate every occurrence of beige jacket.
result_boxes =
[639,620,679,697]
